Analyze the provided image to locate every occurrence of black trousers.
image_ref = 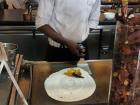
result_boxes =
[45,40,89,62]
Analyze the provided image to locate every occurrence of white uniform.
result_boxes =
[36,0,101,47]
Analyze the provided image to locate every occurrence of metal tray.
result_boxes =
[14,60,112,105]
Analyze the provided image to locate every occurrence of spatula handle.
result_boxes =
[78,44,85,58]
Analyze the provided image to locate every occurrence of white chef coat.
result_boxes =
[36,0,100,47]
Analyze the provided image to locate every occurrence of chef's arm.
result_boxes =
[36,0,69,45]
[37,24,70,45]
[37,24,81,56]
[36,16,82,56]
[36,0,70,46]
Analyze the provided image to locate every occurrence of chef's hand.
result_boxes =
[128,30,140,44]
[65,40,83,57]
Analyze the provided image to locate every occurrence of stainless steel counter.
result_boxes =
[0,70,12,105]
[13,60,112,105]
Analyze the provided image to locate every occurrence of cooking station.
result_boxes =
[0,3,115,105]
[0,55,112,105]
[0,1,140,105]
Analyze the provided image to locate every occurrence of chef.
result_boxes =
[36,0,101,61]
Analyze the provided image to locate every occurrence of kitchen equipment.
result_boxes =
[3,43,18,71]
[0,42,28,105]
[77,58,92,74]
[23,13,32,21]
[12,60,112,105]
[44,68,96,102]
[77,44,92,74]
[104,12,115,20]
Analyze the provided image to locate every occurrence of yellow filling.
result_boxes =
[64,68,81,77]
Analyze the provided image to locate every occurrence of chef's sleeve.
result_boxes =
[35,0,54,29]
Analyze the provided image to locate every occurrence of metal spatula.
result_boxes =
[77,58,92,75]
[77,44,92,75]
